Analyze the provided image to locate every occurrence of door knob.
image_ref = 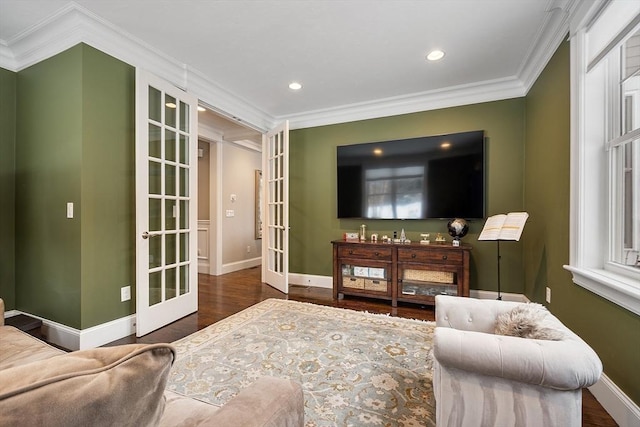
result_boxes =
[142,231,159,239]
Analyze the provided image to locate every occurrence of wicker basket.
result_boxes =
[343,277,365,289]
[364,279,387,292]
[403,269,454,284]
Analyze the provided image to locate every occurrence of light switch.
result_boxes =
[66,202,74,219]
[121,286,131,302]
[226,209,235,217]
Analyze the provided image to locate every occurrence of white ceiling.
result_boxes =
[0,0,579,131]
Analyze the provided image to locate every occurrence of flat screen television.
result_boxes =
[337,130,485,220]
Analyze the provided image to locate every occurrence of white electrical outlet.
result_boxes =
[545,287,551,303]
[246,245,251,253]
[121,285,131,302]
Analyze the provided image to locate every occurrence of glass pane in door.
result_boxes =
[165,200,176,230]
[165,165,176,196]
[165,130,176,162]
[180,200,188,229]
[165,94,176,128]
[149,87,161,122]
[179,135,189,165]
[179,167,188,197]
[179,101,189,132]
[149,124,161,158]
[149,237,161,269]
[149,199,161,231]
[149,161,161,194]
[149,271,162,306]
[165,233,176,265]
[180,265,189,295]
[166,268,177,300]
[179,233,188,262]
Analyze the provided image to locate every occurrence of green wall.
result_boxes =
[524,40,640,405]
[79,46,135,328]
[290,99,527,295]
[14,44,134,329]
[16,47,83,327]
[0,68,16,309]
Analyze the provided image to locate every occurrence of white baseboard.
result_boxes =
[198,259,210,274]
[289,273,333,289]
[221,257,261,275]
[289,272,333,289]
[589,373,640,427]
[40,318,80,351]
[287,275,532,301]
[8,311,135,351]
[286,275,527,303]
[77,314,136,350]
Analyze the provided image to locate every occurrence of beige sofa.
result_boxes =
[433,295,602,427]
[0,299,304,426]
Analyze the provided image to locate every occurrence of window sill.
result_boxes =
[564,265,640,316]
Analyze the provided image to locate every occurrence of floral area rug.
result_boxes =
[167,299,436,427]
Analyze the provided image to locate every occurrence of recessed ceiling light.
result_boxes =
[440,142,451,149]
[426,50,445,61]
[373,148,383,156]
[197,106,206,112]
[289,82,303,90]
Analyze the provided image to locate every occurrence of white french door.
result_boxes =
[262,122,289,293]
[135,69,198,337]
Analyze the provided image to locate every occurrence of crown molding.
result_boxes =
[518,0,579,92]
[0,0,577,131]
[0,41,16,70]
[282,76,527,130]
[185,67,275,132]
[0,2,274,132]
[282,0,578,130]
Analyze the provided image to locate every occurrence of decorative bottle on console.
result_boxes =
[360,224,367,241]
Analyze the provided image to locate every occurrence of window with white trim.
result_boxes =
[566,1,640,316]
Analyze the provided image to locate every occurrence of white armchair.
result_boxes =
[433,295,602,427]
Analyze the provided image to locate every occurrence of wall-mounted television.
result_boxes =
[337,130,485,220]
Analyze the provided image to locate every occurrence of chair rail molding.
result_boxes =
[198,220,210,274]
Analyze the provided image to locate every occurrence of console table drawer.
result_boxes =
[397,248,462,264]
[338,246,392,260]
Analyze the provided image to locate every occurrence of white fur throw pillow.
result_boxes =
[494,303,564,340]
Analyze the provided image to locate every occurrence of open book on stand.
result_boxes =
[478,212,529,241]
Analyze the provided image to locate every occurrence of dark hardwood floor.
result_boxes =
[106,267,617,427]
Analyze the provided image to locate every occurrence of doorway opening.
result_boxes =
[196,109,263,277]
